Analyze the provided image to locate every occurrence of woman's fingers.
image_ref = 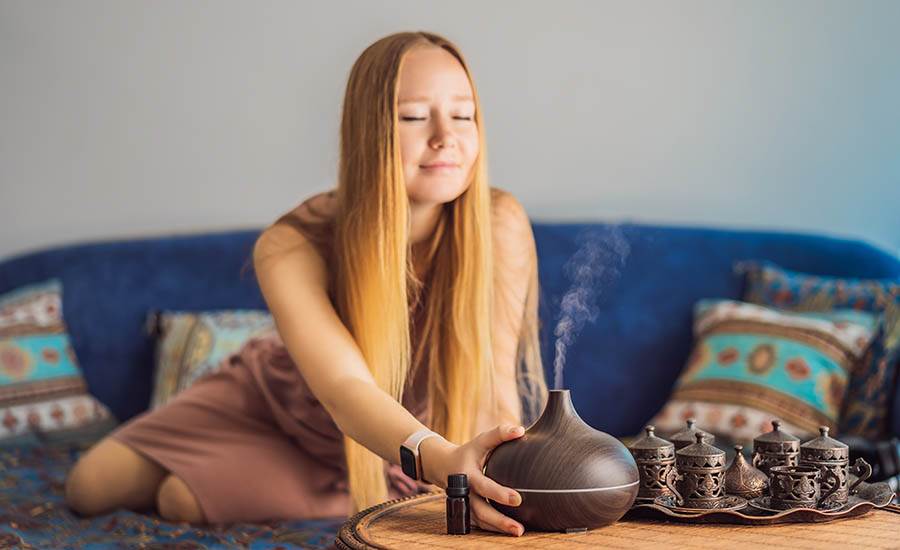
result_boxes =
[475,424,524,455]
[470,470,521,508]
[393,473,418,495]
[446,423,528,537]
[386,464,419,495]
[471,494,524,536]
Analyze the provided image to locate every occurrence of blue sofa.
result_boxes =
[1,222,898,547]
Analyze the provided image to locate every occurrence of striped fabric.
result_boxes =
[0,280,116,444]
[648,299,880,444]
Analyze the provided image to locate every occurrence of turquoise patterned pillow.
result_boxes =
[649,299,880,442]
[736,260,900,438]
[0,280,117,446]
[147,309,274,408]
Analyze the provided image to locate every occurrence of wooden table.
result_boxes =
[336,493,900,549]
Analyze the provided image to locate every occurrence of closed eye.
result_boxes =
[400,117,474,121]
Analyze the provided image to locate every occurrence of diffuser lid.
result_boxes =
[483,389,639,491]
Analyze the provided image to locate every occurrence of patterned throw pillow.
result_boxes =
[148,309,274,408]
[736,260,900,438]
[648,299,880,444]
[0,280,117,445]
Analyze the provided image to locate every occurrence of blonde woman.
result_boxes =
[65,31,548,537]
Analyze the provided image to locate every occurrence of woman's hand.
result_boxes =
[420,424,527,537]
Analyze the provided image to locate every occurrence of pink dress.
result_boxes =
[108,326,432,524]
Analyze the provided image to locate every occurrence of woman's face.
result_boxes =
[396,45,479,207]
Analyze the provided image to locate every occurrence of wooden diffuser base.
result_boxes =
[483,389,639,532]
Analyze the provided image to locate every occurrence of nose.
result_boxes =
[428,117,456,150]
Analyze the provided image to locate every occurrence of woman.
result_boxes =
[64,31,547,538]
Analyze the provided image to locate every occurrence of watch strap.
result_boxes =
[401,428,440,482]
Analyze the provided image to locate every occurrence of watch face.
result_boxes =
[400,446,418,480]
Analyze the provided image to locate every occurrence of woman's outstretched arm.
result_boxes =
[253,224,444,470]
[253,219,527,536]
[477,189,540,433]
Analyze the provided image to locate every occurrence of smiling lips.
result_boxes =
[420,161,459,170]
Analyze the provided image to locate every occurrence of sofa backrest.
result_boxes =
[1,223,898,436]
[533,224,899,437]
[0,231,262,423]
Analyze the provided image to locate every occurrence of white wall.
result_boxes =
[2,0,898,261]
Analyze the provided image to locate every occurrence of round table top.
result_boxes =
[336,492,900,549]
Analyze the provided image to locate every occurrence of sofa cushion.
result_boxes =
[148,309,273,408]
[648,298,879,443]
[737,260,900,438]
[0,280,117,445]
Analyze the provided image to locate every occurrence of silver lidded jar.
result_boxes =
[752,419,799,477]
[799,426,872,507]
[665,432,727,509]
[628,425,676,502]
[669,418,715,451]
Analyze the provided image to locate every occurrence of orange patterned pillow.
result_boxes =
[647,299,880,445]
[0,280,117,445]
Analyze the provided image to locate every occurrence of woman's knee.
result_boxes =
[64,437,166,517]
[156,474,206,524]
[65,457,103,516]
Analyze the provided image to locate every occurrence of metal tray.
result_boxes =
[623,475,896,525]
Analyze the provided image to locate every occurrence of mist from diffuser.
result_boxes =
[553,226,631,389]
[483,227,638,532]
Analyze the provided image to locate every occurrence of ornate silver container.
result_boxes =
[752,420,799,476]
[768,465,839,510]
[665,432,727,509]
[724,444,768,499]
[669,418,714,450]
[628,425,676,502]
[799,426,872,506]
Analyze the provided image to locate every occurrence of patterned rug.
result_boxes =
[0,441,345,549]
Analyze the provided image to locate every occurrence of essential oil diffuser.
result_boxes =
[483,389,639,532]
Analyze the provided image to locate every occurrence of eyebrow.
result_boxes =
[398,94,474,104]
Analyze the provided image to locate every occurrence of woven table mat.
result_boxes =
[336,494,900,549]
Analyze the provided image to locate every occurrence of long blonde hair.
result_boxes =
[278,31,547,513]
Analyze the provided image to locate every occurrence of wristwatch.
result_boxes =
[400,428,441,482]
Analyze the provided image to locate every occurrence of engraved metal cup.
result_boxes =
[768,465,840,510]
[752,420,800,477]
[799,426,873,507]
[628,425,676,501]
[664,432,727,509]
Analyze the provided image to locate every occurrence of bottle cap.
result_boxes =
[446,473,469,497]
